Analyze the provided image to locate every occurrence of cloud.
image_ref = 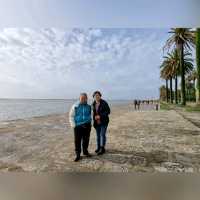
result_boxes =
[0,28,167,99]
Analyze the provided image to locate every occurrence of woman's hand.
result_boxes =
[95,115,100,120]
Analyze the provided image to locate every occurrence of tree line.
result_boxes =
[160,28,200,106]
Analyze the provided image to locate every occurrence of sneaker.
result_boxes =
[74,155,81,162]
[97,147,105,155]
[95,148,101,153]
[83,152,92,157]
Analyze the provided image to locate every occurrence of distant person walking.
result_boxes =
[134,99,137,110]
[137,100,141,110]
[92,91,110,155]
[134,99,141,110]
[69,93,92,162]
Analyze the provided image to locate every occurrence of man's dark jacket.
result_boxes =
[92,99,110,128]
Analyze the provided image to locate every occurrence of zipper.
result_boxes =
[83,106,85,120]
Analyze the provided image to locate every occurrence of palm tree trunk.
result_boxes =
[196,28,200,104]
[178,42,186,105]
[170,76,173,103]
[166,79,169,102]
[175,73,178,104]
[188,88,190,102]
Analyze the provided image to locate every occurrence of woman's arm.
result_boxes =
[99,101,110,118]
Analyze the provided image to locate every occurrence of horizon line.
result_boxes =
[0,98,159,100]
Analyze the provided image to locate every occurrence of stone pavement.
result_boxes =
[0,104,200,172]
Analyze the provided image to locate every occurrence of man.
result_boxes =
[69,93,92,162]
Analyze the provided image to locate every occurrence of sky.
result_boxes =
[0,28,169,99]
[0,0,199,27]
[0,0,198,100]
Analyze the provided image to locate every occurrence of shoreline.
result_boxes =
[0,101,132,123]
[0,112,69,124]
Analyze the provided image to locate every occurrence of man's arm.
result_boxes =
[69,105,76,128]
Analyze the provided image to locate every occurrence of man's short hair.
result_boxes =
[80,93,87,98]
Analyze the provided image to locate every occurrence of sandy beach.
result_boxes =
[0,103,200,172]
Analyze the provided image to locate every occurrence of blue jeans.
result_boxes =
[95,125,108,149]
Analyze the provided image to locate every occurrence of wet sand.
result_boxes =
[0,103,200,172]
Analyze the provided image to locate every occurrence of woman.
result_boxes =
[92,91,110,155]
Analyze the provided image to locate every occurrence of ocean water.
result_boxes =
[0,99,131,122]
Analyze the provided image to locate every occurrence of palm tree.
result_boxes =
[160,85,167,101]
[187,69,197,85]
[164,28,195,105]
[161,50,194,104]
[196,28,200,104]
[186,69,197,101]
[172,50,179,104]
[163,49,179,104]
[160,59,174,103]
[160,68,169,102]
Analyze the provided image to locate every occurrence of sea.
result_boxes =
[0,99,131,122]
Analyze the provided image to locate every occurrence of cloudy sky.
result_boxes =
[0,0,198,100]
[0,28,169,99]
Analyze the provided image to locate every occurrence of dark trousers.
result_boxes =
[74,123,91,155]
[134,104,137,110]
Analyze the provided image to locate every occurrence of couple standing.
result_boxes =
[69,91,110,162]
